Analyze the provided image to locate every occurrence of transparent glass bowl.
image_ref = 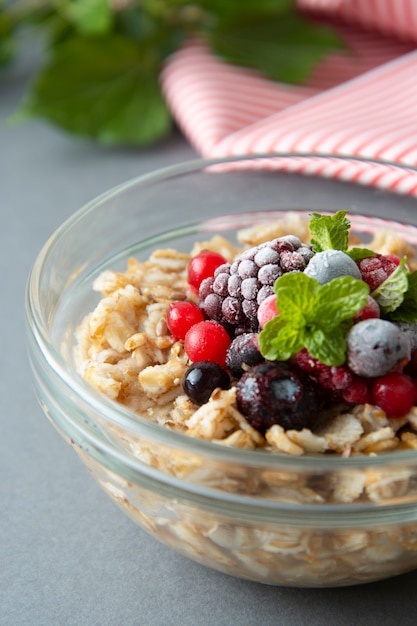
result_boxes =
[26,154,417,587]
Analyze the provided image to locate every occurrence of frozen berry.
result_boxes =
[371,372,417,417]
[346,319,411,378]
[236,362,321,433]
[188,250,227,292]
[184,320,231,366]
[354,295,380,322]
[183,361,230,405]
[294,349,352,393]
[257,294,279,329]
[304,249,361,284]
[356,254,398,291]
[226,333,264,378]
[166,301,204,340]
[342,377,371,404]
[199,237,313,336]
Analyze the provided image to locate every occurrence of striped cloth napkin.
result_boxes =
[161,0,417,195]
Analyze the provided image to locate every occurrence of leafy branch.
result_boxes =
[1,0,344,145]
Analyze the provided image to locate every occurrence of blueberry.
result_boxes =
[304,250,361,284]
[183,361,230,405]
[347,319,411,377]
[226,333,264,378]
[236,362,321,433]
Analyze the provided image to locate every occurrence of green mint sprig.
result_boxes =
[309,210,375,260]
[259,272,369,366]
[387,270,417,323]
[372,257,409,314]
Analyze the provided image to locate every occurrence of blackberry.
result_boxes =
[226,333,264,378]
[236,362,321,433]
[199,237,313,335]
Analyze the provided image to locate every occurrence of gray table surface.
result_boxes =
[3,46,417,626]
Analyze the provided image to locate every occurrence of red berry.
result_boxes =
[354,295,380,322]
[184,320,231,367]
[188,250,227,292]
[257,294,279,328]
[166,301,204,340]
[357,254,398,291]
[342,377,371,404]
[371,372,417,418]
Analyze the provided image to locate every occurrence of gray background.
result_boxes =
[3,44,417,626]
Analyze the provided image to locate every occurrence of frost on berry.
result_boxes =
[199,237,313,336]
[356,254,398,291]
[236,362,321,433]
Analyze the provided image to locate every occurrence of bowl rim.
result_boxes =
[26,152,417,474]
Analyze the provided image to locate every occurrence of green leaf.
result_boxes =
[372,258,409,314]
[274,272,319,319]
[309,211,350,253]
[347,247,376,261]
[305,325,347,366]
[259,272,368,365]
[207,10,344,85]
[62,0,112,35]
[16,34,172,146]
[316,277,369,326]
[0,9,13,66]
[201,0,293,20]
[387,270,417,323]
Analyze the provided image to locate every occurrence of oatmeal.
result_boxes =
[75,211,417,464]
[72,211,417,586]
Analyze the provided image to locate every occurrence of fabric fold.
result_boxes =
[160,0,417,194]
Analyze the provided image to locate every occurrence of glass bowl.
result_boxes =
[26,154,417,588]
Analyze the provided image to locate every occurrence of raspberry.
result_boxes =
[342,377,371,404]
[371,372,417,417]
[353,295,380,322]
[188,250,227,292]
[356,254,398,291]
[199,237,313,336]
[294,349,352,395]
[236,362,321,433]
[184,320,231,367]
[166,301,204,340]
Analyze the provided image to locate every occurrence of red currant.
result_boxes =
[166,301,204,341]
[184,320,231,367]
[188,250,227,292]
[371,371,417,418]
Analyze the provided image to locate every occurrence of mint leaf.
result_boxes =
[347,247,376,261]
[387,270,417,322]
[17,34,172,145]
[316,277,369,326]
[259,273,368,366]
[273,272,319,318]
[202,0,293,19]
[309,211,350,253]
[305,325,347,366]
[207,10,344,85]
[63,0,112,35]
[372,258,408,314]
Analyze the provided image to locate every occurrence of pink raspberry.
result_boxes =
[356,254,399,291]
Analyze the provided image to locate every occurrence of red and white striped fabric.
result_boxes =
[160,0,417,195]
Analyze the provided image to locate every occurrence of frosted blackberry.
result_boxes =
[236,362,321,433]
[199,237,314,335]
